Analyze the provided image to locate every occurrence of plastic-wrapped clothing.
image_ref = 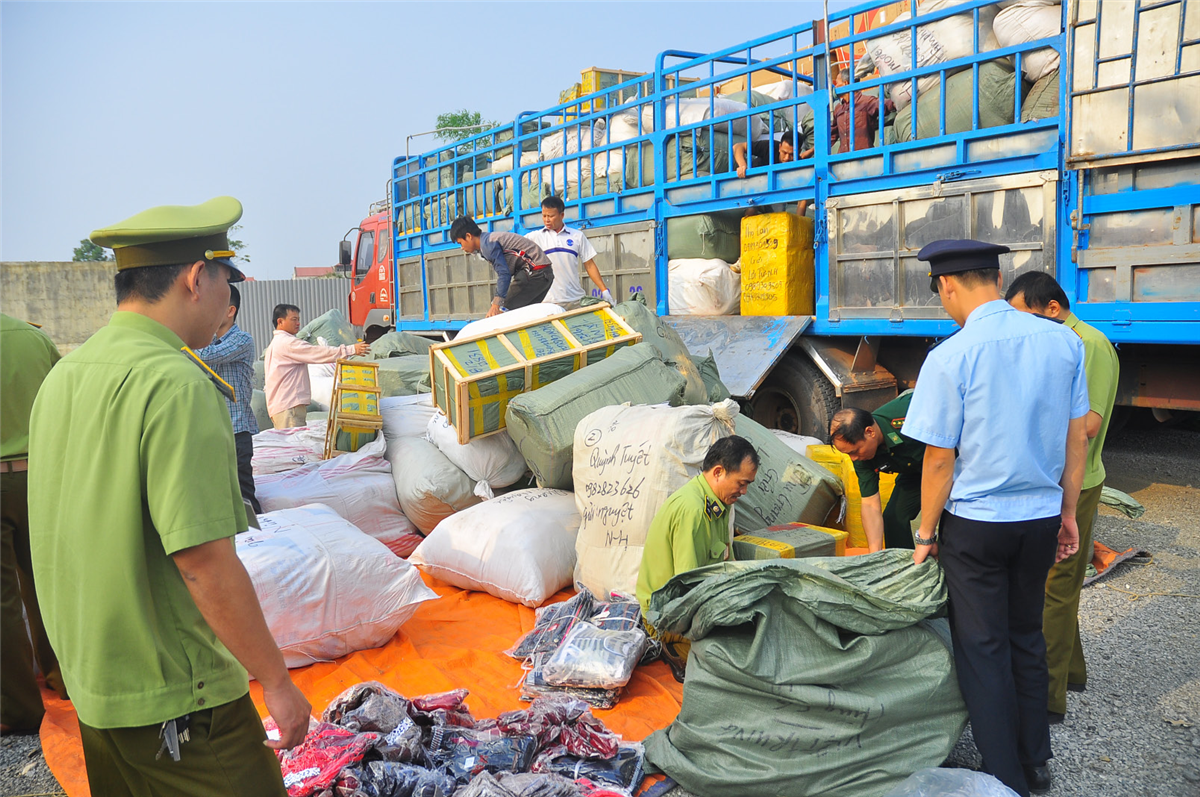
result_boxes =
[322,681,423,762]
[589,600,642,633]
[332,761,458,797]
[429,727,538,783]
[880,767,1019,797]
[409,688,475,730]
[508,589,595,660]
[456,771,583,797]
[541,622,648,689]
[495,697,620,760]
[269,719,379,797]
[533,745,645,793]
[520,655,620,711]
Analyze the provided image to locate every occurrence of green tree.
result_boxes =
[72,239,112,261]
[227,224,250,264]
[434,109,499,143]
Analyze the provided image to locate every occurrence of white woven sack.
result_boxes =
[238,504,437,668]
[385,436,481,534]
[457,303,565,340]
[771,429,825,456]
[993,2,1063,81]
[254,437,420,557]
[573,400,739,599]
[410,488,580,607]
[425,411,528,499]
[252,420,327,477]
[381,394,440,443]
[667,259,742,316]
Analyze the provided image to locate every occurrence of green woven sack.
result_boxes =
[644,553,967,797]
[891,60,1018,143]
[733,414,844,532]
[695,351,731,402]
[370,331,433,360]
[376,355,430,397]
[504,343,688,489]
[666,211,743,263]
[1021,68,1059,122]
[614,300,708,405]
[297,309,356,347]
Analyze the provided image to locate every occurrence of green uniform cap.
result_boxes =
[90,196,246,282]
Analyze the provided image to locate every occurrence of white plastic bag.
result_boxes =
[457,303,565,340]
[254,437,421,557]
[308,363,336,411]
[993,2,1062,81]
[541,621,648,688]
[385,436,481,534]
[425,411,528,499]
[238,504,437,668]
[381,394,440,443]
[409,488,580,607]
[252,421,328,477]
[771,429,825,456]
[667,258,742,316]
[573,400,739,599]
[881,768,1019,797]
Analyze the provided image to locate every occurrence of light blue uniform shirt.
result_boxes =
[902,300,1089,522]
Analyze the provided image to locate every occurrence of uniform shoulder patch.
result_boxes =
[891,417,905,429]
[704,495,726,521]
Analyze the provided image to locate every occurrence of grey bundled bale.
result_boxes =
[504,344,688,490]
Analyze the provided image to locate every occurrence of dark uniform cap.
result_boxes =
[89,196,246,282]
[918,239,1010,278]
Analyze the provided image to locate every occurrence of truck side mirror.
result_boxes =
[339,240,352,267]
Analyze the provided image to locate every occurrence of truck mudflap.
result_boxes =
[662,315,811,399]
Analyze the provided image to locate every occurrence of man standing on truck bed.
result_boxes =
[903,239,1089,797]
[1006,270,1119,725]
[28,197,310,795]
[828,392,924,552]
[525,196,614,309]
[264,303,367,429]
[450,216,555,318]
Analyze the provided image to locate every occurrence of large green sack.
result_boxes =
[253,360,265,391]
[376,355,430,396]
[614,300,707,405]
[251,389,272,432]
[733,415,844,532]
[667,211,743,263]
[370,331,432,359]
[890,60,1018,143]
[1021,68,1059,122]
[696,350,731,402]
[504,343,688,490]
[644,553,967,797]
[297,308,357,347]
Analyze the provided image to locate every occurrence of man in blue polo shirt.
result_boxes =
[903,241,1089,797]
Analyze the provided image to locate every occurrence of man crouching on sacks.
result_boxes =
[636,436,759,680]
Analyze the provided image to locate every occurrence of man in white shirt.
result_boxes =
[526,197,615,308]
[263,304,367,429]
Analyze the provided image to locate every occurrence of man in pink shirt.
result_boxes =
[263,304,367,429]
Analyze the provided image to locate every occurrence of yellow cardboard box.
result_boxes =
[806,444,897,550]
[740,213,815,316]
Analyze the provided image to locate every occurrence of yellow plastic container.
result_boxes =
[740,213,815,316]
[806,444,897,550]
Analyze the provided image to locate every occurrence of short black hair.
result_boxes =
[1005,270,1070,311]
[931,267,1001,294]
[703,435,760,474]
[229,284,241,319]
[273,304,300,328]
[450,216,481,242]
[541,196,566,213]
[114,263,189,305]
[829,406,875,444]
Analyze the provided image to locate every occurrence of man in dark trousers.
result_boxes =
[902,240,1089,796]
[450,216,555,318]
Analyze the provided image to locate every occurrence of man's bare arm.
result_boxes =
[913,445,955,564]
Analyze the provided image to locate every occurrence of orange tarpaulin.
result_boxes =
[39,572,685,797]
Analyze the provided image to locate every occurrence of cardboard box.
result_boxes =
[806,445,897,549]
[733,524,843,561]
[740,213,816,317]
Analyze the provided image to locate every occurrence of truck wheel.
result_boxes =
[364,325,392,344]
[750,354,839,438]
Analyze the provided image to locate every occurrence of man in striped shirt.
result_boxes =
[196,285,261,514]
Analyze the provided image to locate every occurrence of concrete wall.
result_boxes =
[1,261,117,353]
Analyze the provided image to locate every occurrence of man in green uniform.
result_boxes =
[828,392,925,552]
[637,435,759,668]
[28,197,310,796]
[1,314,65,733]
[1007,271,1119,722]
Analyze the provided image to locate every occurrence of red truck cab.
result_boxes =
[345,203,395,337]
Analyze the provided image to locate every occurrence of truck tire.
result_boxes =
[364,325,393,344]
[749,354,839,438]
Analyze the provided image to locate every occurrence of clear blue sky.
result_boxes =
[3,1,846,279]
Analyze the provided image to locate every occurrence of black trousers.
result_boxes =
[503,267,554,310]
[234,432,261,516]
[940,511,1059,797]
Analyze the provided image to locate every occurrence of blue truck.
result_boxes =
[343,0,1199,437]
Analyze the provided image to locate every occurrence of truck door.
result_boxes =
[347,227,375,327]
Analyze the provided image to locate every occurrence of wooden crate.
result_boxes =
[429,304,642,444]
